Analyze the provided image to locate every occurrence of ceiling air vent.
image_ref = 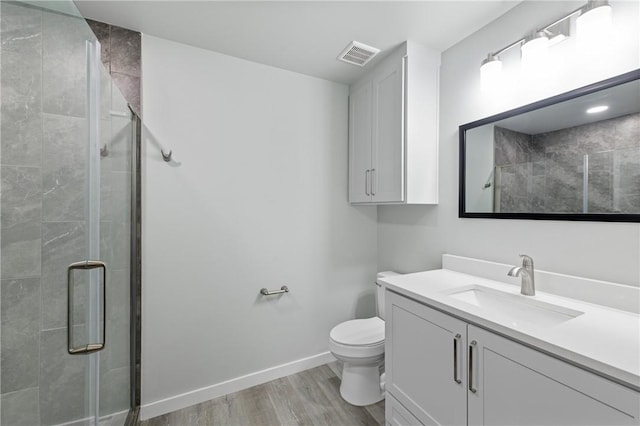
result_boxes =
[337,41,380,67]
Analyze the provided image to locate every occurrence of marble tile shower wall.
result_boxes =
[0,3,131,425]
[494,113,640,214]
[86,19,141,117]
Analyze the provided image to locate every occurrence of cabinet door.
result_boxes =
[468,325,640,426]
[348,80,373,203]
[372,56,404,203]
[386,291,468,426]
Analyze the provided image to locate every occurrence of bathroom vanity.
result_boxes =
[381,255,640,426]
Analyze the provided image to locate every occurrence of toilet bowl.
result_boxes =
[328,271,398,406]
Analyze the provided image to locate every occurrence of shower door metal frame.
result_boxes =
[125,108,142,425]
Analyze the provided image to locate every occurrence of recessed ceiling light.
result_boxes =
[586,105,609,114]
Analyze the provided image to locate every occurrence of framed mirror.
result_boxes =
[459,69,640,222]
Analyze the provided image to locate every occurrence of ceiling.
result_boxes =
[495,79,640,135]
[73,1,520,85]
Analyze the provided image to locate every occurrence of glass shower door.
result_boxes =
[97,38,134,426]
[0,1,133,425]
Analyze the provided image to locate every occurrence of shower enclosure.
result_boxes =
[491,121,640,214]
[0,1,139,424]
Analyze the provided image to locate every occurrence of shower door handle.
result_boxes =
[67,261,106,355]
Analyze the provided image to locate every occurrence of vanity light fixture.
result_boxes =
[479,39,524,92]
[480,54,502,92]
[586,105,609,114]
[479,0,613,91]
[521,31,550,73]
[577,1,613,50]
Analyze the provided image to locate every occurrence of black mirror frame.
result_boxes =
[459,69,640,223]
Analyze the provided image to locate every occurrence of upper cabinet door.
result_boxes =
[347,41,440,205]
[467,325,640,426]
[348,80,373,203]
[371,56,404,203]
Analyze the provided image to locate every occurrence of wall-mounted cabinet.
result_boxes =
[348,41,440,204]
[386,290,640,425]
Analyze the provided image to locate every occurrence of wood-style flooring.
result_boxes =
[140,363,384,426]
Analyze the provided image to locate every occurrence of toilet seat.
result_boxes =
[330,317,384,346]
[329,317,385,359]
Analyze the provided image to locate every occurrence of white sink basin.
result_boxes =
[444,285,584,327]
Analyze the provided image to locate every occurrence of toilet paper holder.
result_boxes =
[260,286,289,296]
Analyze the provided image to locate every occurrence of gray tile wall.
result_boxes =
[494,113,640,214]
[86,20,141,117]
[1,6,45,423]
[494,126,537,212]
[0,3,133,424]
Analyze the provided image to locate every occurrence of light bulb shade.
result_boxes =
[521,32,549,74]
[480,56,502,92]
[577,3,613,51]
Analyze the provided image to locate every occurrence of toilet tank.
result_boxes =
[376,271,399,320]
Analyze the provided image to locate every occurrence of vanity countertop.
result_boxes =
[381,268,640,391]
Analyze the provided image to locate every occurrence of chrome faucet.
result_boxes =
[508,254,535,296]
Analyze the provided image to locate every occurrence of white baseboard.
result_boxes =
[55,409,128,426]
[139,351,336,420]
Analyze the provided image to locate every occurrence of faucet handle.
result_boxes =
[519,254,534,268]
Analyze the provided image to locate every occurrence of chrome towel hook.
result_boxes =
[161,149,172,162]
[260,286,289,296]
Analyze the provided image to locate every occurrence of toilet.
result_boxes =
[329,271,399,406]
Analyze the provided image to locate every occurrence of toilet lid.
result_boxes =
[330,317,384,346]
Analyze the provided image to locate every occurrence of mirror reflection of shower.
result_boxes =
[491,117,639,214]
[463,74,640,217]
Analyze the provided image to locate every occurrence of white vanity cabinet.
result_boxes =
[467,325,639,426]
[386,290,467,425]
[348,41,440,204]
[386,290,640,426]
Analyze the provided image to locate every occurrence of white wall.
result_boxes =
[141,35,377,415]
[465,124,494,213]
[378,0,640,286]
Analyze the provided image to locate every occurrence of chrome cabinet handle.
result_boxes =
[469,340,477,393]
[365,169,370,196]
[67,260,106,355]
[371,169,376,195]
[453,333,462,384]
